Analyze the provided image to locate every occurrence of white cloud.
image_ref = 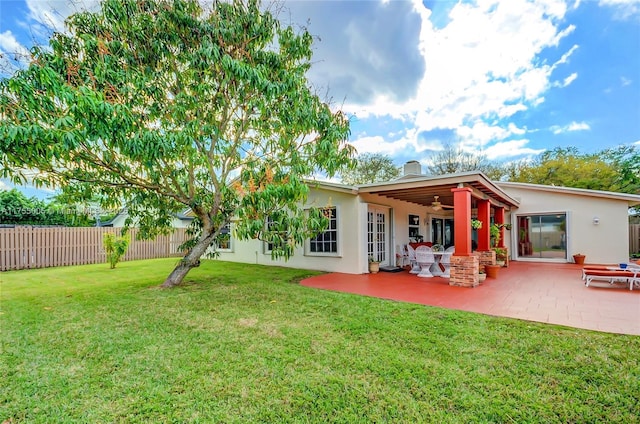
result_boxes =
[482,139,546,160]
[551,121,591,134]
[336,0,575,160]
[415,0,573,122]
[598,0,640,19]
[561,72,578,87]
[621,76,632,86]
[457,121,527,149]
[0,31,31,72]
[349,130,438,158]
[25,0,101,33]
[0,179,12,191]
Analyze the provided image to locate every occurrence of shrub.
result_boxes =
[103,233,130,269]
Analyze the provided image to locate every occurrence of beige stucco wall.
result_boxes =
[216,187,364,274]
[501,185,630,264]
[217,189,446,274]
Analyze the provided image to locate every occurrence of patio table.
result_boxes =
[415,251,453,278]
[430,252,453,277]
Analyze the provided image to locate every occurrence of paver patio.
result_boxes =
[301,261,640,336]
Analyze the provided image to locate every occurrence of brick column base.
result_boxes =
[473,250,496,272]
[450,255,479,288]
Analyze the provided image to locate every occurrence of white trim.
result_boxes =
[304,206,341,258]
[498,181,640,205]
[513,211,568,262]
[216,223,234,253]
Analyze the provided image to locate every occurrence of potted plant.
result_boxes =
[368,256,380,273]
[485,264,500,278]
[478,269,487,282]
[490,223,501,248]
[493,247,508,266]
[573,253,586,265]
[471,219,483,230]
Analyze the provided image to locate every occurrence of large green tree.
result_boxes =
[339,153,399,185]
[0,0,354,287]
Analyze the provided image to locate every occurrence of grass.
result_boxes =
[1,258,639,423]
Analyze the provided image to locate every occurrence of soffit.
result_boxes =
[359,173,520,210]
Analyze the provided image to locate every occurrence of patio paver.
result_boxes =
[301,261,640,336]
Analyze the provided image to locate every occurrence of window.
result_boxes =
[408,214,421,239]
[216,223,233,252]
[264,215,287,253]
[308,207,338,254]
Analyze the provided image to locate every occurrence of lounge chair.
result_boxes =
[584,268,640,290]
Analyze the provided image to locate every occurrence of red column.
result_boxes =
[477,199,490,251]
[452,187,472,256]
[495,207,505,248]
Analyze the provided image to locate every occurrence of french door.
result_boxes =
[367,206,389,265]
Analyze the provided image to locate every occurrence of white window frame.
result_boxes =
[216,223,233,252]
[305,206,340,257]
[263,215,285,255]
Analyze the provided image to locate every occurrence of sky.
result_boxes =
[0,0,639,198]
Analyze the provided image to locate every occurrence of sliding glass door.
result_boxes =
[517,214,566,259]
[431,217,454,248]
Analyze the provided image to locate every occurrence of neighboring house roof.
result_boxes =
[99,208,194,227]
[358,171,520,210]
[497,181,640,207]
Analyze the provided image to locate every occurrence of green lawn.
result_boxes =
[1,259,639,423]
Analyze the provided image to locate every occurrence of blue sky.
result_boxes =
[0,0,639,198]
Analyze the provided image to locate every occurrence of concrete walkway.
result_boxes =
[301,261,640,336]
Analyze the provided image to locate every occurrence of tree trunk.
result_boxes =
[161,230,216,288]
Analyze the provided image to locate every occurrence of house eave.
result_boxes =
[358,171,520,209]
[498,181,640,206]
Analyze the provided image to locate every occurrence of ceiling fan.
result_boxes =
[431,195,454,211]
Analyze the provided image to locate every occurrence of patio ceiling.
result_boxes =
[358,172,520,210]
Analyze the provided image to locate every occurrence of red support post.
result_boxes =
[477,199,491,251]
[452,187,472,256]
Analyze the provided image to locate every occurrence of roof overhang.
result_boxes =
[358,171,520,210]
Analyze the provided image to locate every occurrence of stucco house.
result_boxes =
[215,161,640,287]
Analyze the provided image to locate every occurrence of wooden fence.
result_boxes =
[0,226,189,271]
[630,224,640,255]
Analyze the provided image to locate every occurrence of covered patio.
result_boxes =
[301,262,640,336]
[360,170,521,287]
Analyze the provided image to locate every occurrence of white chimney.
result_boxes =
[403,160,422,176]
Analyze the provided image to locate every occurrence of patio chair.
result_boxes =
[406,244,421,274]
[396,244,410,268]
[415,245,435,278]
[439,246,455,277]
